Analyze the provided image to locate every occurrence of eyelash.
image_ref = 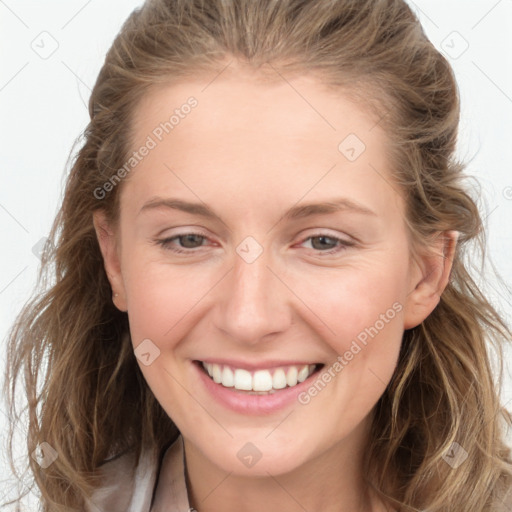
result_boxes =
[155,232,354,256]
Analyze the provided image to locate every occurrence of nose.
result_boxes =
[212,244,292,346]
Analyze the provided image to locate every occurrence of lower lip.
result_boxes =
[193,361,322,415]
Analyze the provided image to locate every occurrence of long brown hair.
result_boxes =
[4,0,512,510]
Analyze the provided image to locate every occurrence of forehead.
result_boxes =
[123,72,400,219]
[132,71,382,151]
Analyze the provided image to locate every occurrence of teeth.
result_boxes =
[297,366,309,383]
[234,369,252,390]
[253,370,273,392]
[201,362,317,392]
[272,368,287,390]
[212,364,222,383]
[221,366,234,387]
[286,366,298,387]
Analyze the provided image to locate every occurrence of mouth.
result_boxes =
[196,360,324,395]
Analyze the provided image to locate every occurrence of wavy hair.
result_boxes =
[3,0,512,510]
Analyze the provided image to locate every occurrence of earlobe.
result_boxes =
[403,231,458,330]
[92,210,128,312]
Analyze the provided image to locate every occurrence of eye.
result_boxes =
[156,232,209,254]
[299,234,354,255]
[154,231,354,256]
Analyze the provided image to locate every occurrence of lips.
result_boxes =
[199,361,320,393]
[193,359,325,414]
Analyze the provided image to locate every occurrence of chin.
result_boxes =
[200,436,318,477]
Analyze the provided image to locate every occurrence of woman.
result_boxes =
[4,0,512,510]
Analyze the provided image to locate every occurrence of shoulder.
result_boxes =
[84,448,145,512]
[151,435,190,511]
[84,437,179,512]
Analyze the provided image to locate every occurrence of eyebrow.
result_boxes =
[138,196,377,221]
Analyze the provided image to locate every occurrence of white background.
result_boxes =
[1,0,511,507]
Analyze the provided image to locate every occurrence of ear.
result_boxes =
[92,210,128,312]
[403,230,458,330]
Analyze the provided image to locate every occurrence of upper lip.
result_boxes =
[196,359,323,371]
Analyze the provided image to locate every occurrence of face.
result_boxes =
[94,67,451,477]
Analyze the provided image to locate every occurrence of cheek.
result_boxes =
[335,278,404,359]
[292,260,406,344]
[288,257,407,408]
[291,267,405,428]
[121,248,212,342]
[121,257,208,417]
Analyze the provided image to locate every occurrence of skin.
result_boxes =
[94,64,457,512]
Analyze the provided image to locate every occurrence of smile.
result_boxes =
[200,361,321,393]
